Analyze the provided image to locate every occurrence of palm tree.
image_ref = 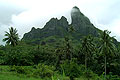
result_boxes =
[81,35,95,71]
[3,27,19,46]
[64,36,72,60]
[99,30,116,79]
[55,46,67,70]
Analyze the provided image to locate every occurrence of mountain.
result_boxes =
[23,16,69,44]
[22,6,103,45]
[71,6,99,36]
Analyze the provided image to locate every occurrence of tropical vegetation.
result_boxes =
[0,6,120,80]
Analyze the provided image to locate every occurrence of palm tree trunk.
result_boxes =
[105,55,106,79]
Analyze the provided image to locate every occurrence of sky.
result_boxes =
[0,0,120,44]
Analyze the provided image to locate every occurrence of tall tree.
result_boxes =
[99,30,116,79]
[3,27,19,46]
[81,35,95,71]
[55,47,65,69]
[64,37,72,60]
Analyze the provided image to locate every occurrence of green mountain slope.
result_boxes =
[22,6,106,45]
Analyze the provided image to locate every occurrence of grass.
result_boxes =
[0,66,10,72]
[0,65,43,80]
[0,65,99,80]
[0,73,43,80]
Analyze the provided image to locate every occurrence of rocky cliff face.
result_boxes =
[23,16,69,41]
[71,6,83,25]
[22,6,100,44]
[71,6,99,36]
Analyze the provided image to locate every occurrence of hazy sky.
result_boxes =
[0,0,120,44]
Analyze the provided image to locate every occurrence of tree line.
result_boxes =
[0,27,120,80]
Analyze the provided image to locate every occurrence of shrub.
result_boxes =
[105,72,120,80]
[61,58,82,80]
[0,50,5,65]
[32,63,55,78]
[4,46,34,66]
[83,69,99,80]
[10,65,29,74]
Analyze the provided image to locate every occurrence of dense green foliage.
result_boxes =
[0,30,120,79]
[0,6,120,80]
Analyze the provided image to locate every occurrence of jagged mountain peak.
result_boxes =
[71,6,96,34]
[43,16,69,31]
[59,16,67,21]
[71,6,81,13]
[71,6,86,25]
[22,6,100,44]
[71,6,84,17]
[31,27,36,31]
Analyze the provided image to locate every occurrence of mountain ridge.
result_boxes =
[22,6,110,45]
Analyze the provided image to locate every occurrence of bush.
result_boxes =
[4,45,34,66]
[61,58,82,80]
[10,65,29,74]
[106,72,120,80]
[83,69,99,80]
[32,63,55,78]
[0,50,5,65]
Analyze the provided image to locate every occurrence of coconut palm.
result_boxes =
[81,35,95,70]
[99,30,116,79]
[64,36,72,60]
[3,27,19,46]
